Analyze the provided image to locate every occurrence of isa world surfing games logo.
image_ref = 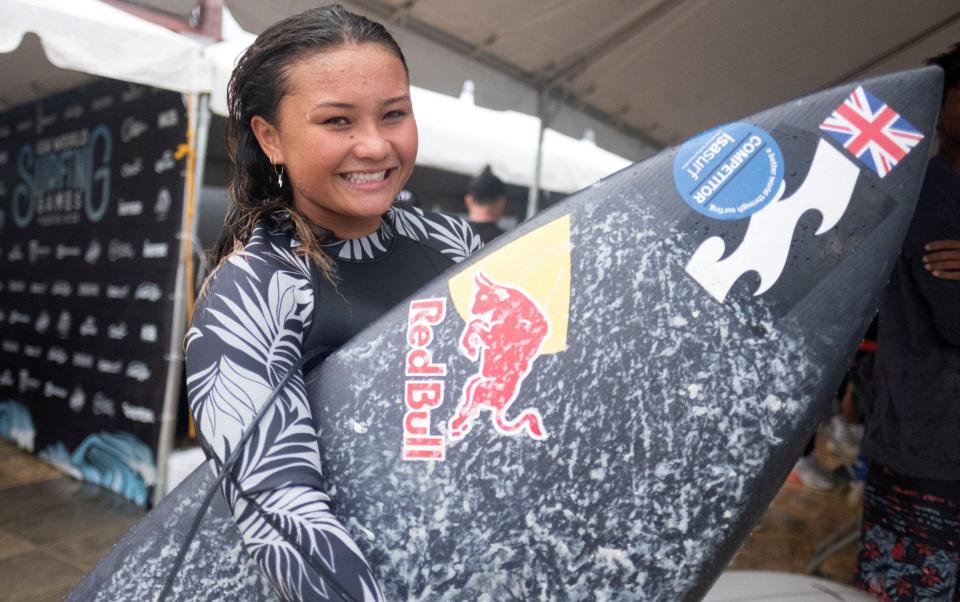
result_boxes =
[402,216,571,460]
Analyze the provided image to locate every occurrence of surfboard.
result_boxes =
[69,66,942,601]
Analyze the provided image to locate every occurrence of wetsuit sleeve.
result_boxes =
[184,233,384,602]
[903,164,960,345]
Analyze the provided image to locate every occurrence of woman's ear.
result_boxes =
[250,115,283,164]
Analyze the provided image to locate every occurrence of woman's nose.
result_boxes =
[352,127,391,160]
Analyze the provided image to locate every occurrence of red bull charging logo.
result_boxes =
[401,214,571,460]
[448,272,549,441]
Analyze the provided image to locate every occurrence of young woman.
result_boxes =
[185,6,481,601]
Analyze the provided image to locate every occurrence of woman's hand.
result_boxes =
[923,240,960,280]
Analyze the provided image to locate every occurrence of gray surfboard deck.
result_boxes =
[70,66,941,601]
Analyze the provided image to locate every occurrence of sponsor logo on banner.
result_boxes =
[8,245,24,262]
[106,284,130,299]
[96,358,123,374]
[91,95,114,112]
[125,361,151,382]
[29,281,48,295]
[16,119,33,133]
[0,150,7,165]
[64,104,84,120]
[154,150,175,174]
[24,345,42,358]
[79,316,98,337]
[34,311,50,334]
[2,340,20,354]
[28,240,51,263]
[92,392,116,417]
[155,188,172,219]
[120,158,143,178]
[140,324,158,342]
[72,352,95,368]
[117,199,144,216]
[44,381,68,399]
[77,282,100,298]
[135,283,163,302]
[121,85,146,103]
[108,239,135,261]
[142,240,169,258]
[9,279,26,293]
[19,369,41,393]
[0,370,13,386]
[157,108,179,129]
[9,310,31,325]
[819,85,924,178]
[47,347,68,365]
[37,111,58,133]
[402,216,571,461]
[121,402,156,423]
[55,244,81,260]
[686,139,861,302]
[120,116,150,142]
[56,311,71,338]
[51,280,72,297]
[85,239,102,265]
[107,322,128,340]
[69,387,86,412]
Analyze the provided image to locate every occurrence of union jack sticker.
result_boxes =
[819,85,924,178]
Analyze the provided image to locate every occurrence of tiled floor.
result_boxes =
[0,442,145,602]
[0,439,860,600]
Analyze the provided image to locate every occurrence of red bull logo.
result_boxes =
[448,272,549,441]
[401,214,571,461]
[402,298,447,460]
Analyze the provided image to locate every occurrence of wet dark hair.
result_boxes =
[928,42,960,101]
[467,165,507,205]
[210,4,408,272]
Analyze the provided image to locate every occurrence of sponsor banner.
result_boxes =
[0,79,186,505]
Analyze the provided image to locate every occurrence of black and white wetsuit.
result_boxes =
[185,205,481,601]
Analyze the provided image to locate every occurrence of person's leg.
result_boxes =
[857,462,960,601]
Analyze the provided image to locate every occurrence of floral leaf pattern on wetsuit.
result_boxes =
[184,206,477,601]
[186,225,384,602]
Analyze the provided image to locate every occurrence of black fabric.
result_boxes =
[467,220,505,244]
[302,236,452,372]
[862,156,960,480]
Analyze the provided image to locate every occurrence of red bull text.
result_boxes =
[403,298,447,460]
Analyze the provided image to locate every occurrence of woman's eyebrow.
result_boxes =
[308,95,409,112]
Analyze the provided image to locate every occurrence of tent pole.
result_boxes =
[526,88,547,220]
[153,92,212,505]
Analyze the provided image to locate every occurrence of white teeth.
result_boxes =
[342,170,387,184]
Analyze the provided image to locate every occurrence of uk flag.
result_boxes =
[819,85,924,178]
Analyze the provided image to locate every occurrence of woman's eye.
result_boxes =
[323,116,349,126]
[384,110,407,120]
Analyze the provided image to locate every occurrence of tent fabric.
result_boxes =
[0,0,208,100]
[223,0,960,148]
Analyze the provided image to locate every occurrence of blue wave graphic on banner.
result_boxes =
[39,432,155,506]
[0,400,36,451]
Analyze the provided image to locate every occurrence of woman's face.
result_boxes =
[252,43,418,238]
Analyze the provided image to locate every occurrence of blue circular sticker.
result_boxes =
[673,122,784,220]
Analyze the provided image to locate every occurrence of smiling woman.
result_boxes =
[185,5,481,602]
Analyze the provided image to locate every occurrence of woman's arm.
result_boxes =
[185,229,383,602]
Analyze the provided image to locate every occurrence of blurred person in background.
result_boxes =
[464,165,507,243]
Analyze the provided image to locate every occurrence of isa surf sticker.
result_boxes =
[673,122,785,220]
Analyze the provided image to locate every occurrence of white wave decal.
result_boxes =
[686,139,860,302]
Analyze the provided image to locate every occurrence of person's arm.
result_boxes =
[904,164,960,345]
[185,233,383,602]
[923,239,960,280]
